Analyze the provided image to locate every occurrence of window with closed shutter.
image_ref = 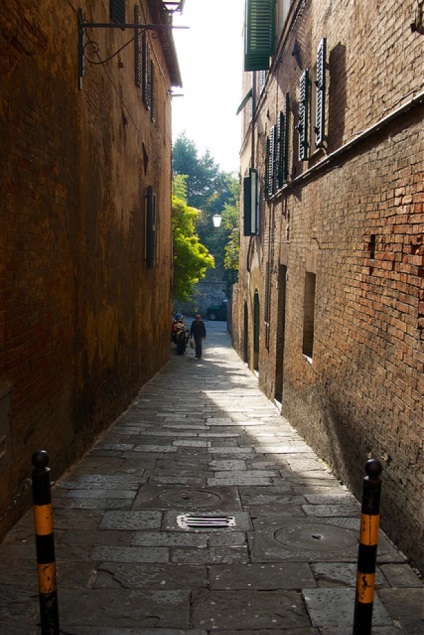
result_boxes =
[265,136,270,200]
[277,111,285,189]
[110,0,125,24]
[244,0,276,72]
[284,93,290,181]
[265,126,277,198]
[134,6,142,88]
[315,37,327,147]
[298,70,309,161]
[143,33,151,110]
[150,60,155,122]
[243,168,259,235]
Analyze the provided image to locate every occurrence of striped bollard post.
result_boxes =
[352,458,382,635]
[32,450,60,635]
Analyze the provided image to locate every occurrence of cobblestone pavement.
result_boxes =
[1,320,423,634]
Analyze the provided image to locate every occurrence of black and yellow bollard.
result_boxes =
[32,450,60,635]
[352,458,382,635]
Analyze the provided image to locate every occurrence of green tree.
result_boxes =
[171,191,214,302]
[172,134,240,294]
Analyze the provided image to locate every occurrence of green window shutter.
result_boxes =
[315,37,326,147]
[298,69,309,161]
[244,0,276,72]
[110,0,125,24]
[277,111,285,189]
[243,169,259,235]
[134,6,142,88]
[146,186,156,268]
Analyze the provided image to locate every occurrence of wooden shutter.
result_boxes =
[271,124,278,194]
[243,169,258,235]
[264,136,270,200]
[315,37,327,147]
[143,34,151,110]
[277,111,285,189]
[110,0,125,24]
[266,126,277,198]
[284,93,290,181]
[244,0,275,71]
[298,70,309,161]
[134,6,142,88]
[150,60,155,122]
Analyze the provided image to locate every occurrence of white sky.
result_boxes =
[171,0,245,174]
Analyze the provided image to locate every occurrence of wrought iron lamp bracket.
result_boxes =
[77,9,184,90]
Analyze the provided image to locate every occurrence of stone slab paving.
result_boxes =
[1,320,423,634]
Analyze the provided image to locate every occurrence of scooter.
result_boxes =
[175,322,190,354]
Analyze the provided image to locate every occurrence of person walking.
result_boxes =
[190,314,206,359]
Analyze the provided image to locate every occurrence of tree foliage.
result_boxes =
[171,189,214,302]
[172,133,240,294]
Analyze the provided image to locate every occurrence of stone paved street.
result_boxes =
[1,320,423,634]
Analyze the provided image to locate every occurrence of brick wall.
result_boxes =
[0,0,176,537]
[235,0,424,571]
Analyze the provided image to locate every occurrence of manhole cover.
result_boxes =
[274,522,358,552]
[158,489,221,506]
[177,514,236,529]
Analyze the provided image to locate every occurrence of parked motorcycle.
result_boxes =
[171,314,190,355]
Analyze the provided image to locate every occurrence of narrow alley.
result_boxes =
[1,321,422,634]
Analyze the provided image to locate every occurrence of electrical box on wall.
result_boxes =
[0,384,12,471]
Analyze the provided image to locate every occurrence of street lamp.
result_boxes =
[212,213,222,228]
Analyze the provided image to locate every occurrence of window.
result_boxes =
[244,0,276,71]
[297,38,327,160]
[265,125,277,199]
[302,272,316,359]
[258,70,267,94]
[243,168,259,235]
[143,33,152,110]
[150,60,155,122]
[298,69,309,161]
[145,186,156,268]
[110,0,125,24]
[266,95,290,197]
[314,37,327,148]
[134,6,142,88]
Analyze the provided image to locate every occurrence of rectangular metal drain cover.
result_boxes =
[177,513,236,529]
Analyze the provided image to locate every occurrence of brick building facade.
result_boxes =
[233,0,424,571]
[0,0,181,539]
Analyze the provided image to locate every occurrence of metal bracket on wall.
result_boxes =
[77,9,187,90]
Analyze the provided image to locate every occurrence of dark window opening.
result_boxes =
[110,0,125,24]
[302,272,316,359]
[145,186,156,269]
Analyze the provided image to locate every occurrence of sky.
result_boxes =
[171,0,245,174]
